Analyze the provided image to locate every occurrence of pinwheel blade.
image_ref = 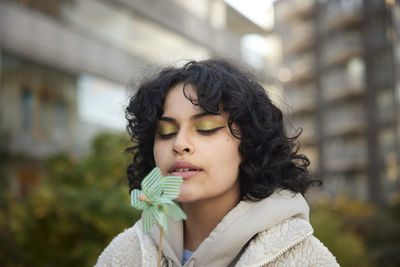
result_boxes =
[142,208,155,234]
[152,195,174,206]
[160,175,183,199]
[141,168,163,196]
[131,189,148,210]
[153,207,168,233]
[168,202,187,221]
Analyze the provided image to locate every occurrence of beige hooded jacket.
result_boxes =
[96,190,339,267]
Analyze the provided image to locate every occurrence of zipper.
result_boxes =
[253,230,313,267]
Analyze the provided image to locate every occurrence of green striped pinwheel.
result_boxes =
[131,167,186,234]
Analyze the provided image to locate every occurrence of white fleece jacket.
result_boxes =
[96,190,339,267]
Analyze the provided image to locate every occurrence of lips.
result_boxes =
[168,161,202,179]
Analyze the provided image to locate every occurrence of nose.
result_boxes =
[172,128,193,155]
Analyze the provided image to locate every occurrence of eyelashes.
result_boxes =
[156,126,226,139]
[197,126,225,135]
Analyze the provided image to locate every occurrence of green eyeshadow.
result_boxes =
[195,120,226,131]
[157,125,178,135]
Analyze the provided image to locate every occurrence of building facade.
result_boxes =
[274,0,400,204]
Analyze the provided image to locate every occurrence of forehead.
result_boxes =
[160,83,231,122]
[168,82,196,99]
[162,83,200,112]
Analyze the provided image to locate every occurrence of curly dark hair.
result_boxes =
[126,59,315,201]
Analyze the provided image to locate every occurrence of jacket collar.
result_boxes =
[149,190,310,267]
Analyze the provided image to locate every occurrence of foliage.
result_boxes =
[364,197,400,267]
[311,195,400,267]
[310,196,371,267]
[0,123,17,265]
[0,133,141,267]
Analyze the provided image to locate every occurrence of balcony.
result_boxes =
[323,103,366,137]
[275,0,314,22]
[321,31,363,67]
[284,83,317,114]
[378,127,397,160]
[0,1,142,84]
[321,0,362,31]
[321,60,365,102]
[282,21,315,56]
[324,136,367,173]
[323,173,368,200]
[377,89,396,124]
[282,52,315,84]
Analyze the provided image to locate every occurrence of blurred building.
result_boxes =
[0,0,269,192]
[274,0,400,204]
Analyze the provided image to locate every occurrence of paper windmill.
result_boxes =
[131,167,186,234]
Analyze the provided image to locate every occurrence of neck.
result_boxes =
[182,193,240,251]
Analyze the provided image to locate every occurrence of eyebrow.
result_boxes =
[159,112,217,122]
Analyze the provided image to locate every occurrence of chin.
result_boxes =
[175,192,196,204]
[175,196,190,203]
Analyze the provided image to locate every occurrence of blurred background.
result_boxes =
[0,0,399,266]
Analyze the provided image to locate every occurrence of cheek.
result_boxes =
[227,141,241,173]
[153,141,165,168]
[213,137,241,168]
[224,136,240,156]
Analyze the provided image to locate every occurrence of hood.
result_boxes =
[149,189,310,267]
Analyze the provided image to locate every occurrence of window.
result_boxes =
[21,87,33,133]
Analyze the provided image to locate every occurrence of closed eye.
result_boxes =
[156,124,177,139]
[197,126,225,135]
[157,132,176,139]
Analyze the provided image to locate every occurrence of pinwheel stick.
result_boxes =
[157,227,164,267]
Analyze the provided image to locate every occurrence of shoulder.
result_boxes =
[264,234,339,267]
[276,235,340,267]
[236,218,339,267]
[95,220,158,267]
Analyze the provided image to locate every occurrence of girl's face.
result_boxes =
[153,83,241,205]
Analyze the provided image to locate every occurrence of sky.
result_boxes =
[224,0,275,29]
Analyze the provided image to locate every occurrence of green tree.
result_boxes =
[311,207,369,267]
[0,133,141,266]
[310,195,400,267]
[365,198,400,267]
[310,196,375,267]
[0,121,20,265]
